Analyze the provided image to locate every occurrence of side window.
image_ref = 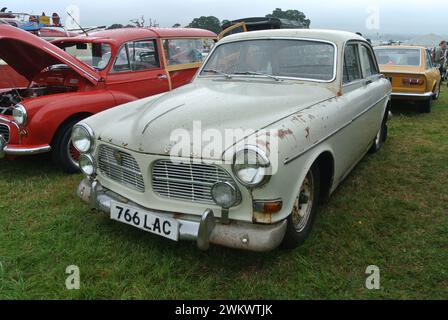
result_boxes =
[343,44,362,83]
[426,51,433,69]
[129,40,160,71]
[113,44,131,72]
[113,40,160,72]
[164,38,215,66]
[360,45,379,77]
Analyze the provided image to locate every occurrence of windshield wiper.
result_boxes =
[202,69,232,79]
[234,71,282,82]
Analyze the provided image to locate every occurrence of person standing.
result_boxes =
[433,41,447,80]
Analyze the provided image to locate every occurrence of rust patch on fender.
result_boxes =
[276,128,294,139]
[305,127,310,139]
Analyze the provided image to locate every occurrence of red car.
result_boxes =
[0,25,216,172]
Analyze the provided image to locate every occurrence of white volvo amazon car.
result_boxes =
[73,30,391,252]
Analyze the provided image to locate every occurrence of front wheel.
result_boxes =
[282,165,320,249]
[52,120,81,174]
[433,83,441,100]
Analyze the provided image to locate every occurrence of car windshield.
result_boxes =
[58,42,112,70]
[201,39,335,81]
[374,48,421,66]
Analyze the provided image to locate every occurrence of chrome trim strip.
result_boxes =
[284,95,389,165]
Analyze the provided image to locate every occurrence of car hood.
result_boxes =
[89,79,335,157]
[0,25,100,84]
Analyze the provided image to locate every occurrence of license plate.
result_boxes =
[110,201,179,241]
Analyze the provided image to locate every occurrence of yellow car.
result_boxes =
[374,46,441,113]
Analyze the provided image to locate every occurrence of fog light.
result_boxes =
[211,182,239,208]
[79,154,96,176]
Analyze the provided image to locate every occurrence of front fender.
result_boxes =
[250,142,335,224]
[21,90,116,145]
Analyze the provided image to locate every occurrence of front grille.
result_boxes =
[98,145,145,192]
[0,123,10,142]
[152,160,235,204]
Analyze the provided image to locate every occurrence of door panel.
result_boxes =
[332,42,388,182]
[106,39,170,100]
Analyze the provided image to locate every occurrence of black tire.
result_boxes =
[369,117,388,154]
[420,97,432,113]
[52,119,81,174]
[433,83,441,100]
[282,165,320,249]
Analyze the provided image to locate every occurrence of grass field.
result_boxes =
[1,90,447,300]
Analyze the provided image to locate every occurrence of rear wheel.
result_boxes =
[52,120,82,173]
[420,97,432,113]
[282,165,320,249]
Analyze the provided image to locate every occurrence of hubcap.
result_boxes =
[291,171,314,233]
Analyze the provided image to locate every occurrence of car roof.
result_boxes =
[219,29,366,45]
[57,27,217,44]
[375,45,426,51]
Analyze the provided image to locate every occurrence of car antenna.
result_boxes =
[66,11,88,36]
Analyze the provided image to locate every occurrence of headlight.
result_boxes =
[211,181,240,208]
[12,104,28,126]
[232,146,271,188]
[72,123,94,153]
[79,154,96,176]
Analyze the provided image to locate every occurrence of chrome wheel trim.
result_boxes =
[291,171,314,233]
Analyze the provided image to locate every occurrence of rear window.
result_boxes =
[374,48,421,66]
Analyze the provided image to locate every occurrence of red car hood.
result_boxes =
[0,25,100,84]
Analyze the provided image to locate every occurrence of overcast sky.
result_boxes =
[1,0,446,35]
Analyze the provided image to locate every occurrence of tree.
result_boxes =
[188,16,221,34]
[107,24,124,30]
[266,8,311,28]
[172,23,181,28]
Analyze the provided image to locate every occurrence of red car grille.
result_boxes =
[0,123,9,142]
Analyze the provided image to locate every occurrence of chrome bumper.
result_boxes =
[391,92,433,99]
[77,178,287,252]
[0,137,51,159]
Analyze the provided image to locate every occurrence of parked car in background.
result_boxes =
[219,17,306,39]
[374,46,441,113]
[74,30,391,252]
[0,25,216,172]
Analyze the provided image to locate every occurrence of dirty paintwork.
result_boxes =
[78,29,391,250]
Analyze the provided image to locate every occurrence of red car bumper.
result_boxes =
[0,119,51,159]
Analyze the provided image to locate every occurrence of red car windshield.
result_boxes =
[58,42,112,70]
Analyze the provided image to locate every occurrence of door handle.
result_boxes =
[365,79,373,86]
[157,74,168,80]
